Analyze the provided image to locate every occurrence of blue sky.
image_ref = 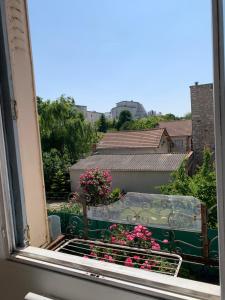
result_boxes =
[28,0,212,116]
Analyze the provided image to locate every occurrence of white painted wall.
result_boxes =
[0,260,158,300]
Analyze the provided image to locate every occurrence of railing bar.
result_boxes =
[62,243,178,268]
[65,242,179,262]
[68,239,180,261]
[60,244,178,271]
[71,238,182,259]
[59,248,176,273]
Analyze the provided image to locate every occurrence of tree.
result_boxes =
[98,114,108,133]
[37,95,98,195]
[38,95,98,162]
[163,113,179,121]
[116,110,132,130]
[42,149,71,196]
[183,112,192,120]
[160,148,217,227]
[160,159,191,196]
[126,116,160,130]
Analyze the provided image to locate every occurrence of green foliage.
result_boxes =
[116,113,180,131]
[42,149,71,196]
[109,188,123,203]
[126,116,160,130]
[38,95,98,195]
[48,202,82,215]
[190,150,216,210]
[183,112,192,120]
[160,159,191,196]
[163,113,179,121]
[160,149,217,227]
[38,95,98,162]
[98,114,108,133]
[116,110,132,130]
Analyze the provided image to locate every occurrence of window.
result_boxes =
[0,1,224,299]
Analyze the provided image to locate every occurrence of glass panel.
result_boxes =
[88,192,202,232]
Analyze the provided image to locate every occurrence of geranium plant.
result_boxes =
[84,224,170,272]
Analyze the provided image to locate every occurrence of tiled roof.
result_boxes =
[70,153,190,172]
[158,120,192,137]
[97,129,167,150]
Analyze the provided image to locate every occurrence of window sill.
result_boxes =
[11,246,220,300]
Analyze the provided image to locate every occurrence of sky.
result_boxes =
[28,0,212,116]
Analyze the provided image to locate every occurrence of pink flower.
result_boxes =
[83,255,89,259]
[124,257,133,267]
[152,243,161,251]
[162,239,169,244]
[111,236,116,243]
[136,232,144,239]
[119,240,127,245]
[127,234,134,241]
[133,255,140,261]
[145,231,152,237]
[108,256,115,263]
[109,224,117,230]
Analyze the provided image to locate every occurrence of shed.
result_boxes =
[70,152,193,194]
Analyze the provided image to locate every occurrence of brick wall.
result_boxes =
[190,83,215,164]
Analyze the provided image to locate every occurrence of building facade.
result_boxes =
[111,100,147,119]
[190,83,215,163]
[70,153,192,194]
[157,120,192,153]
[76,105,102,122]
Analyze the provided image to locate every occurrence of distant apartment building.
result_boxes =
[76,105,102,123]
[104,112,112,119]
[111,100,147,119]
[157,120,192,153]
[148,110,162,116]
[190,82,215,163]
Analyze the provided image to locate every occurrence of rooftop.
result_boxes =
[70,153,190,172]
[158,120,192,137]
[97,129,169,150]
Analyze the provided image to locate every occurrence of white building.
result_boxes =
[75,105,102,122]
[111,100,147,119]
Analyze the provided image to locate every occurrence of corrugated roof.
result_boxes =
[158,120,192,137]
[97,129,166,150]
[70,153,190,172]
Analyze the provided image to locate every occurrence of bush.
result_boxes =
[160,148,217,227]
[109,188,124,203]
[80,168,112,206]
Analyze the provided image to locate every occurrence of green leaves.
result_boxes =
[160,149,217,227]
[116,110,132,130]
[37,95,98,195]
[98,114,108,133]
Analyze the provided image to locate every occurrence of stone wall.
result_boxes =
[190,83,215,164]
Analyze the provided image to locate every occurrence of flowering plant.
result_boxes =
[84,224,169,272]
[80,168,112,206]
[109,224,161,250]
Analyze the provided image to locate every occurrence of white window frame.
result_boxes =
[0,0,223,299]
